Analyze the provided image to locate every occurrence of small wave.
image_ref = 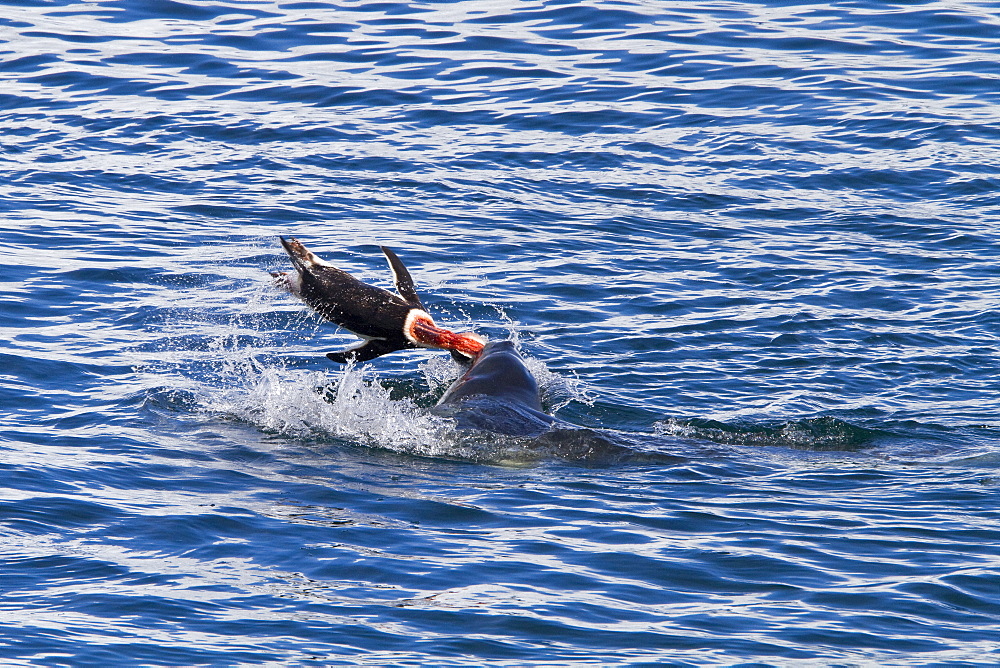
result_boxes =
[654,415,883,451]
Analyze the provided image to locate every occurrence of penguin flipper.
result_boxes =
[380,246,423,308]
[326,338,406,364]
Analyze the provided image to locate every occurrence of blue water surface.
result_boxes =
[2,0,1000,664]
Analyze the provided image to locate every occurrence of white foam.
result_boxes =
[199,355,455,456]
[419,354,465,395]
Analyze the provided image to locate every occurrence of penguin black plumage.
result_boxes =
[272,237,484,363]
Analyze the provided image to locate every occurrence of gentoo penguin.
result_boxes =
[272,237,485,363]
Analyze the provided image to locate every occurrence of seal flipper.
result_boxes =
[380,246,423,308]
[326,338,409,364]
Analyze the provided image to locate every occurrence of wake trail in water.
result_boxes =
[655,415,884,451]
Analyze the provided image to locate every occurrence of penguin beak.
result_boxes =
[278,237,304,269]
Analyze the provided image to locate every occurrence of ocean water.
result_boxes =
[2,0,1000,664]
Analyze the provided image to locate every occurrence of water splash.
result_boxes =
[200,355,623,465]
[136,280,612,463]
[200,353,454,453]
